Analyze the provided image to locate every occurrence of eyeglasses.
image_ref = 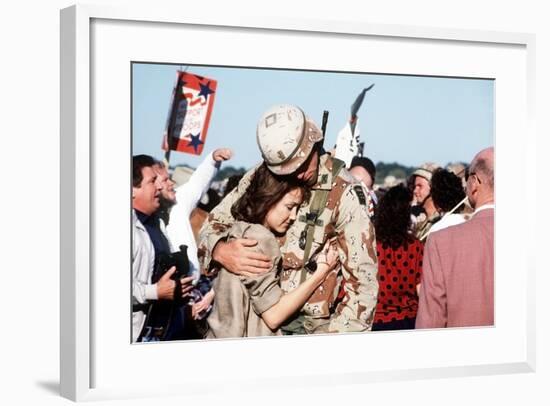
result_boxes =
[464,167,481,184]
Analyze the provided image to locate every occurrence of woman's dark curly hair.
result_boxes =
[374,184,413,248]
[231,163,309,226]
[430,168,466,212]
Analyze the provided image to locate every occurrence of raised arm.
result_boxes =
[329,183,379,332]
[166,149,230,250]
[176,148,232,215]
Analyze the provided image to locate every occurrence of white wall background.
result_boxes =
[1,0,547,405]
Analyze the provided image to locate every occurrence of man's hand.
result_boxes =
[180,276,195,298]
[212,148,232,162]
[212,239,272,276]
[156,266,176,300]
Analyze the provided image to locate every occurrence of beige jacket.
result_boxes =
[206,222,284,338]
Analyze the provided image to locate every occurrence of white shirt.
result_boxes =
[428,213,466,234]
[132,209,157,342]
[165,152,220,282]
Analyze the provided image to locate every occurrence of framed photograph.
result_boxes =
[60,4,535,402]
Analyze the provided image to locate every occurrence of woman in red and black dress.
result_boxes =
[373,184,423,331]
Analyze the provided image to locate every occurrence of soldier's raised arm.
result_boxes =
[197,165,272,276]
[330,183,379,332]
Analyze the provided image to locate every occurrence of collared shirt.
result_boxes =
[473,203,495,216]
[132,210,157,342]
[135,210,185,341]
[135,210,171,262]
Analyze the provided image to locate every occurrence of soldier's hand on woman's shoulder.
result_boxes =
[213,238,272,276]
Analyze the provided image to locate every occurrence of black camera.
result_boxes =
[153,245,191,284]
[138,245,191,341]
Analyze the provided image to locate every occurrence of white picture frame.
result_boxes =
[60,4,536,402]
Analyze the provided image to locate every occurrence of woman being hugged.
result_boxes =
[207,163,338,338]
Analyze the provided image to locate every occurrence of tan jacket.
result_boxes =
[206,222,283,338]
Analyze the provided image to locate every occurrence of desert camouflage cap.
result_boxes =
[256,104,324,176]
[412,162,440,182]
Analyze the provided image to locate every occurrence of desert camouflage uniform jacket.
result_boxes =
[414,211,442,241]
[198,153,378,333]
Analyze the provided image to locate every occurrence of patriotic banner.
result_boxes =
[162,71,218,156]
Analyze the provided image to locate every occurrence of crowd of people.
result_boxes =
[131,103,494,342]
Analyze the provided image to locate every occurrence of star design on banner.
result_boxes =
[198,81,215,101]
[187,132,203,152]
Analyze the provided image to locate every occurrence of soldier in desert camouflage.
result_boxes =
[410,162,441,241]
[199,104,378,334]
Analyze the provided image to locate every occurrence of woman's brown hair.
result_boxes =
[231,163,309,225]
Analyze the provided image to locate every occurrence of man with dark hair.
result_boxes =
[132,154,194,342]
[153,149,231,325]
[427,168,467,235]
[349,156,377,218]
[416,147,494,328]
[153,149,231,278]
[199,104,378,334]
[349,156,376,189]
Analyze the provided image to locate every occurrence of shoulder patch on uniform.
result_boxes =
[353,185,367,206]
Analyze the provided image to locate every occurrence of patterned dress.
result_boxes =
[373,238,423,329]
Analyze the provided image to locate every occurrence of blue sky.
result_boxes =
[132,63,494,170]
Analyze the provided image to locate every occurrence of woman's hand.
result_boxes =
[191,289,215,320]
[314,239,339,276]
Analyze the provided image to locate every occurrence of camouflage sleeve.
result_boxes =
[197,165,258,273]
[329,183,379,332]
